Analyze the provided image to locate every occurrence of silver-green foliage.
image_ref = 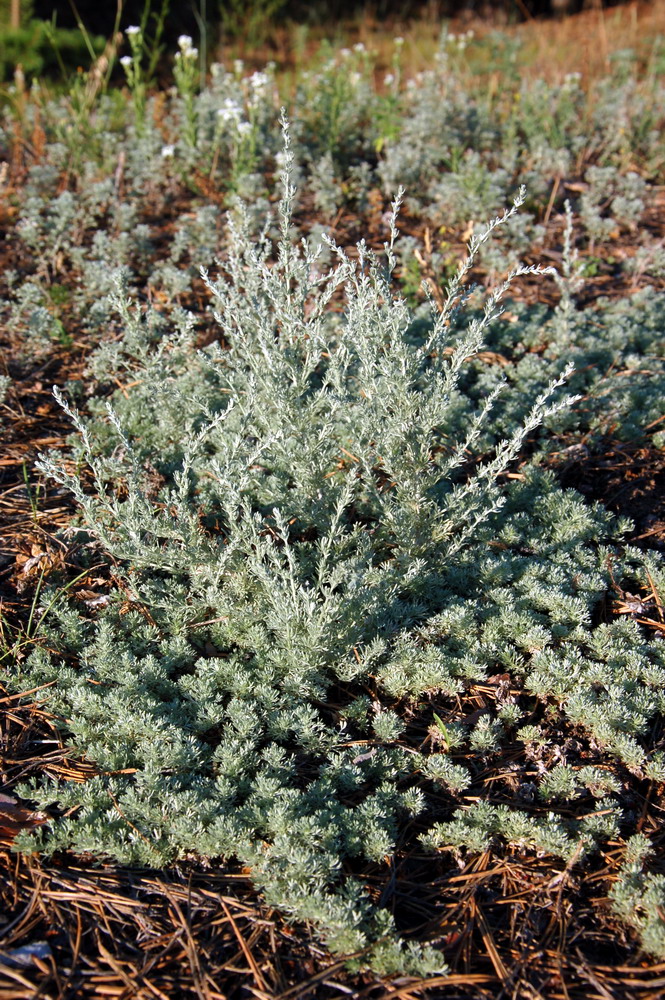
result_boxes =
[13,123,665,972]
[609,835,665,959]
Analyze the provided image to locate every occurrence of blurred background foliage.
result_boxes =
[0,1,106,82]
[21,1,627,38]
[0,0,639,83]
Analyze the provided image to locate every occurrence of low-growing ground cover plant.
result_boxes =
[1,11,665,995]
[5,119,665,974]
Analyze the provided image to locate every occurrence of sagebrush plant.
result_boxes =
[11,116,665,971]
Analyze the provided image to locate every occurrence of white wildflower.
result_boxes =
[217,98,242,123]
[178,34,194,51]
[125,25,140,36]
[161,144,175,158]
[120,55,133,68]
[249,71,270,90]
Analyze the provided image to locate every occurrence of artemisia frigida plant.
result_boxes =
[13,118,665,972]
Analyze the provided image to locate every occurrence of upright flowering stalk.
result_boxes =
[120,25,146,135]
[390,35,404,94]
[213,73,269,191]
[174,34,200,149]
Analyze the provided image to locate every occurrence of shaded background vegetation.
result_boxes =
[0,1,639,84]
[24,0,625,36]
[3,1,633,51]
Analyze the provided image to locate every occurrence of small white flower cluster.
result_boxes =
[447,29,475,52]
[249,71,270,92]
[339,43,368,62]
[216,97,252,137]
[404,72,424,91]
[177,34,198,60]
[247,70,272,110]
[217,97,243,124]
